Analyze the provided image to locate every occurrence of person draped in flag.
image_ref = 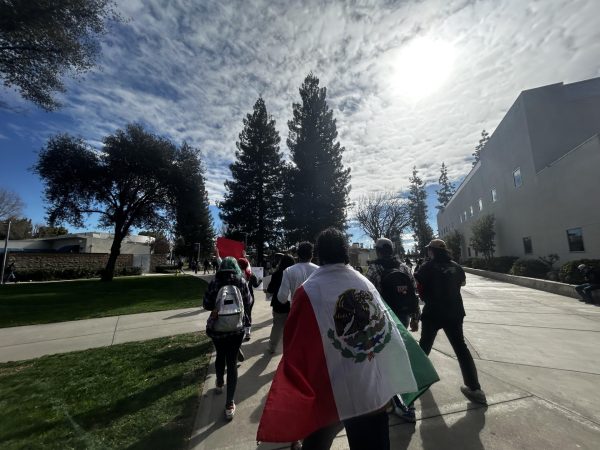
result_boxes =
[415,239,487,405]
[258,228,438,449]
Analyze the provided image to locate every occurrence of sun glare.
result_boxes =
[390,38,456,100]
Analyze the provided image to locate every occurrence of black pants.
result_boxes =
[302,410,390,450]
[575,283,600,303]
[213,333,244,404]
[419,318,481,391]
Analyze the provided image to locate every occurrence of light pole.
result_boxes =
[1,220,12,285]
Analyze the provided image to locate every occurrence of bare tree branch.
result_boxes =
[0,188,24,219]
[354,191,410,244]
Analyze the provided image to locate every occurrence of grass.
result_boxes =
[0,275,208,328]
[0,332,212,450]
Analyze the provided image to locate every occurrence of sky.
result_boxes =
[1,0,600,249]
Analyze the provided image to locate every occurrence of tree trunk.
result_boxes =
[102,229,124,282]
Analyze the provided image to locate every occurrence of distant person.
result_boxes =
[415,239,487,404]
[575,264,600,304]
[203,257,252,420]
[266,254,296,354]
[404,257,413,269]
[176,259,184,275]
[6,261,17,283]
[203,258,210,274]
[212,259,218,273]
[237,257,262,341]
[366,238,419,422]
[414,258,424,273]
[355,265,364,274]
[191,259,197,274]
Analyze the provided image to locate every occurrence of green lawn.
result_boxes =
[0,275,207,328]
[0,332,212,450]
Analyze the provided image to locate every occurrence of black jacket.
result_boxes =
[267,269,290,314]
[415,259,466,322]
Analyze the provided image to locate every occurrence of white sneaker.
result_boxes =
[225,402,236,420]
[460,386,487,405]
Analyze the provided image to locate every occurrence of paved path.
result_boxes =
[0,272,214,363]
[188,273,600,450]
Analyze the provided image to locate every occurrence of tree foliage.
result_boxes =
[0,217,32,239]
[34,123,190,281]
[470,214,496,260]
[32,224,69,238]
[443,229,463,262]
[172,143,214,260]
[219,97,284,264]
[284,73,351,243]
[139,231,171,255]
[472,129,490,166]
[0,188,24,219]
[407,167,434,255]
[354,191,410,245]
[436,162,454,210]
[0,0,120,110]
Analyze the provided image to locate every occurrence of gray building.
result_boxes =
[437,77,600,263]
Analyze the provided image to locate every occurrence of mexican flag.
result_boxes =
[257,264,439,443]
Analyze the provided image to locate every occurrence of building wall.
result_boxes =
[8,253,168,273]
[438,78,600,263]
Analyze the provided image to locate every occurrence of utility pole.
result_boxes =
[1,220,12,285]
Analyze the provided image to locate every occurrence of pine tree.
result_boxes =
[284,73,351,242]
[407,167,434,255]
[472,129,490,166]
[436,162,454,210]
[219,97,284,265]
[173,143,215,260]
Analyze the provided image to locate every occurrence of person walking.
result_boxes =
[237,257,262,341]
[257,228,433,449]
[266,254,295,354]
[575,264,600,304]
[203,257,253,420]
[366,238,419,422]
[415,239,487,404]
[277,242,318,306]
[203,258,210,274]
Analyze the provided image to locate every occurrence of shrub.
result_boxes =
[156,264,178,274]
[119,266,143,276]
[487,256,519,274]
[510,258,549,279]
[14,267,101,282]
[559,259,600,284]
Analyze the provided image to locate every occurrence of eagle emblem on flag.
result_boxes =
[327,289,393,363]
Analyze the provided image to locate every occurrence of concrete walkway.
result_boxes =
[188,273,600,449]
[0,272,214,363]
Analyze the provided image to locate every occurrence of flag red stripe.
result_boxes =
[257,286,339,442]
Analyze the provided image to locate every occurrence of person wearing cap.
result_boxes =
[575,264,600,304]
[414,238,487,405]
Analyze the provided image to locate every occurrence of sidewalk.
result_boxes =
[188,274,600,449]
[0,272,216,363]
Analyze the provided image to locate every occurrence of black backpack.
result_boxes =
[380,268,418,316]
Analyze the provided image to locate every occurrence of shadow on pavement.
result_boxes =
[419,390,487,450]
[163,310,203,320]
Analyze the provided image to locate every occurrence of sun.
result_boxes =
[389,37,456,100]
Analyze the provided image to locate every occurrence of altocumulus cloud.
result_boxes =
[18,0,600,206]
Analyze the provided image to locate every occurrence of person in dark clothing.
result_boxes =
[575,264,600,304]
[415,239,487,405]
[414,258,424,273]
[404,257,413,269]
[203,257,253,420]
[266,254,295,354]
[237,257,262,341]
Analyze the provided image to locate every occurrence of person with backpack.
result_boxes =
[366,237,419,422]
[415,239,487,405]
[203,257,253,420]
[237,257,262,341]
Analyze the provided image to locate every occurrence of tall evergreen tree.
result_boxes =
[219,97,284,265]
[472,129,490,166]
[436,162,454,210]
[407,167,434,255]
[284,73,351,242]
[172,143,214,260]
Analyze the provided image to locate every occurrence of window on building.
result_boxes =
[491,188,497,202]
[478,198,483,211]
[523,237,533,254]
[469,206,474,216]
[566,228,585,252]
[467,247,472,257]
[513,168,522,188]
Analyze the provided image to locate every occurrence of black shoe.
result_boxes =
[237,349,245,362]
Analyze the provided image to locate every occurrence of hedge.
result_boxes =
[462,256,518,273]
[12,266,142,282]
[510,258,549,279]
[559,259,600,284]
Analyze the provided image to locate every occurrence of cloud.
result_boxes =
[3,0,600,211]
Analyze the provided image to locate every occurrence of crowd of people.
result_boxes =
[201,228,492,449]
